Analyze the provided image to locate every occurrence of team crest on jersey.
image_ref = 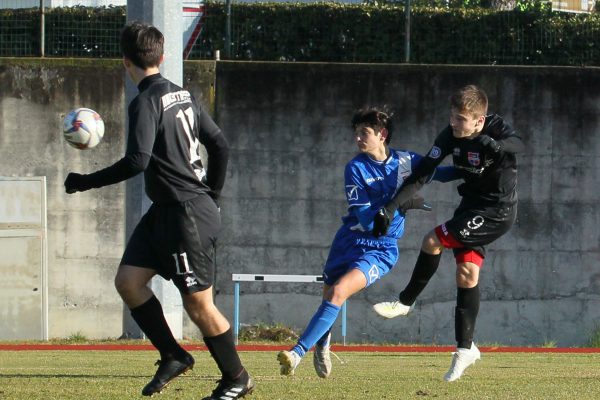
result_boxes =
[346,185,359,201]
[428,146,442,159]
[467,152,481,166]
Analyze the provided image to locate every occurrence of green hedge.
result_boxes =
[198,2,599,65]
[0,6,125,58]
[1,3,598,66]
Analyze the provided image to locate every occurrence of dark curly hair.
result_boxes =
[351,107,394,144]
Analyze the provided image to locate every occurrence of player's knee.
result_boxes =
[456,271,478,288]
[114,273,130,297]
[183,290,215,314]
[327,285,349,305]
[455,254,482,288]
[421,230,442,254]
[114,271,145,301]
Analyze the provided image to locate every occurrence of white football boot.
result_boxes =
[444,343,481,382]
[313,332,332,378]
[277,350,302,376]
[372,301,414,319]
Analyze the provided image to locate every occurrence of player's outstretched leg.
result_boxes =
[279,300,341,376]
[277,350,302,376]
[313,331,332,378]
[142,352,195,396]
[444,343,481,382]
[373,251,441,318]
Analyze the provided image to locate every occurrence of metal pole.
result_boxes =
[123,0,184,340]
[39,0,45,57]
[234,281,240,345]
[341,301,347,345]
[404,0,411,63]
[225,0,231,58]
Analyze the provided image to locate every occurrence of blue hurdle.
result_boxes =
[232,273,347,345]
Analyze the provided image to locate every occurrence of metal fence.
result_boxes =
[0,3,598,65]
[0,6,125,58]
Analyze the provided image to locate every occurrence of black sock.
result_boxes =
[316,329,331,346]
[455,285,480,349]
[130,295,186,360]
[398,251,442,306]
[204,328,246,383]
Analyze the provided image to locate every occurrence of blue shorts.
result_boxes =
[322,227,399,287]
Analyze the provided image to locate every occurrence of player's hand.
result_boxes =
[372,207,392,238]
[400,195,432,213]
[64,173,90,194]
[475,134,502,153]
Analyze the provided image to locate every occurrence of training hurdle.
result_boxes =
[232,274,347,345]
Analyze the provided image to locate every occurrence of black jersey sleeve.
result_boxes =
[385,128,452,213]
[486,114,524,154]
[196,107,229,198]
[78,96,156,190]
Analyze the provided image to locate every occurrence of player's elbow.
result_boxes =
[127,152,151,174]
[208,133,229,160]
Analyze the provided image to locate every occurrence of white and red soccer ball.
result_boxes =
[62,108,105,149]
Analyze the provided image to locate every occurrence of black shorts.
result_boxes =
[440,200,517,258]
[121,194,220,294]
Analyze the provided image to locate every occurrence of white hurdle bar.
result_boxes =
[232,273,347,345]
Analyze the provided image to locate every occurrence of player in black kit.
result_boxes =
[372,85,524,382]
[64,22,254,399]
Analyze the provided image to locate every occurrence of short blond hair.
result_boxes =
[450,85,488,118]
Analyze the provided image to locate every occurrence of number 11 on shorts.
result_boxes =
[172,252,191,275]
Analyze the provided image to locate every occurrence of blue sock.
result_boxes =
[292,300,340,358]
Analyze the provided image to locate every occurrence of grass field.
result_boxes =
[1,349,600,399]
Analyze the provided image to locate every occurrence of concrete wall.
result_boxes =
[214,62,600,347]
[0,59,126,338]
[0,58,599,346]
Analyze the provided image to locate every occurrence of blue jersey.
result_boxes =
[323,149,458,286]
[342,149,424,239]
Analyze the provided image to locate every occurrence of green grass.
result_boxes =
[1,350,600,399]
[588,327,600,347]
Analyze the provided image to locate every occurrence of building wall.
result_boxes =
[1,58,599,345]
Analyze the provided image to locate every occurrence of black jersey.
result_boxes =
[426,114,523,205]
[389,114,523,208]
[83,74,228,203]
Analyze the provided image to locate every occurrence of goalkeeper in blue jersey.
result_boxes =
[277,108,460,378]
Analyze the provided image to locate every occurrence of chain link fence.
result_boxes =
[0,6,125,58]
[0,2,598,65]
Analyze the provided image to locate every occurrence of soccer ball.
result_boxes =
[62,108,105,149]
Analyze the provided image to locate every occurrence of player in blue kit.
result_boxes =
[277,108,460,378]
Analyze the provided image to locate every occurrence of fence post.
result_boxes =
[225,0,232,58]
[404,0,411,63]
[39,0,45,57]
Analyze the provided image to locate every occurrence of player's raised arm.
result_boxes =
[372,136,450,237]
[64,97,156,194]
[474,114,524,154]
